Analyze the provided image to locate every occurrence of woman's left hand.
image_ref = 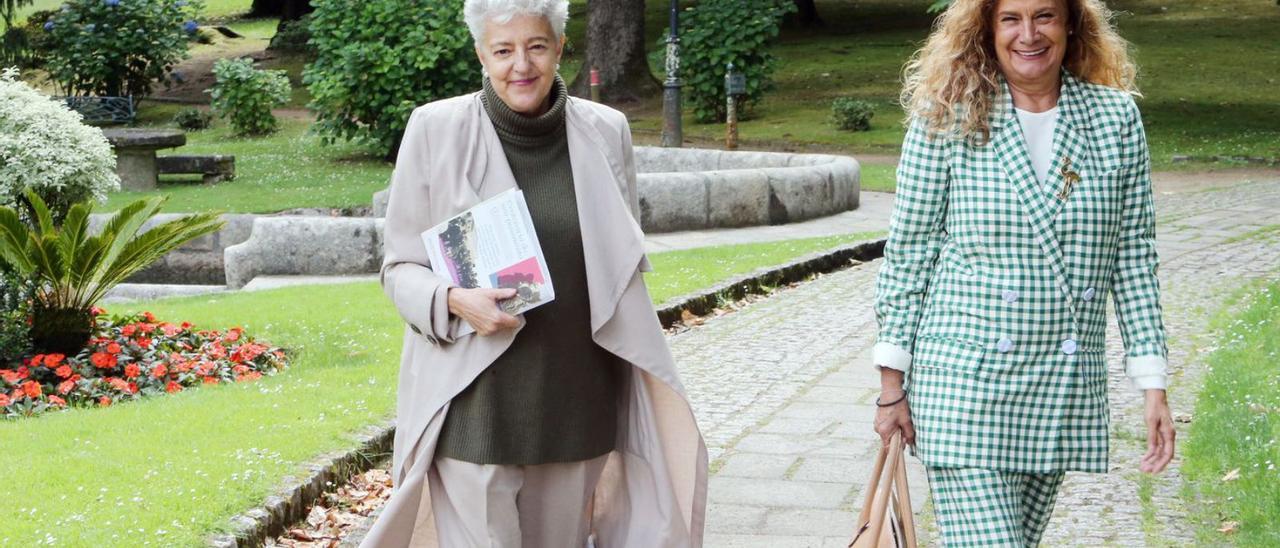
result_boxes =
[1140,389,1176,474]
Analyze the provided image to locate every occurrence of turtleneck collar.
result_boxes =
[481,74,568,142]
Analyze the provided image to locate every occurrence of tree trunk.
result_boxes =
[793,0,824,27]
[251,0,312,21]
[568,0,659,104]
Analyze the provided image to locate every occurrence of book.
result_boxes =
[421,188,555,335]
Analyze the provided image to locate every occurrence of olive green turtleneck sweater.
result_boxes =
[435,76,626,465]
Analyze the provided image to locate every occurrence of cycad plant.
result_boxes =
[0,190,224,354]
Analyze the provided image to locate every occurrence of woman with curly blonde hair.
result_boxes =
[870,0,1176,544]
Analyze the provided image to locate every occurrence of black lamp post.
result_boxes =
[661,0,682,148]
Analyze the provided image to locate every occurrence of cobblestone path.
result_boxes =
[670,177,1280,546]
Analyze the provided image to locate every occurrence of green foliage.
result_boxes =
[927,0,951,14]
[304,0,477,157]
[209,57,290,136]
[0,189,224,352]
[42,0,203,98]
[172,106,212,131]
[0,0,33,28]
[0,67,120,222]
[679,0,795,123]
[268,12,311,54]
[0,267,32,363]
[830,97,875,131]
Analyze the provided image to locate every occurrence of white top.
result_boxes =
[1015,106,1059,186]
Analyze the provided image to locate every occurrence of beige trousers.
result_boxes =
[427,454,610,548]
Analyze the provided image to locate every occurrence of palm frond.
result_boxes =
[23,188,55,236]
[0,207,34,274]
[83,212,224,306]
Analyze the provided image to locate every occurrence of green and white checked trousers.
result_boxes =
[926,467,1067,547]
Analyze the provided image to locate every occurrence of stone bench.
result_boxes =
[157,155,236,184]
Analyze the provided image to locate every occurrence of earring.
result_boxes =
[481,67,489,78]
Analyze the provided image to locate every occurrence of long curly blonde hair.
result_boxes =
[900,0,1139,142]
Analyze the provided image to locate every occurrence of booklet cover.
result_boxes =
[421,188,555,335]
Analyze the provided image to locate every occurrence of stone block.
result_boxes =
[716,452,799,479]
[637,172,708,232]
[156,155,235,184]
[372,187,390,218]
[224,217,381,289]
[709,476,847,508]
[708,169,771,228]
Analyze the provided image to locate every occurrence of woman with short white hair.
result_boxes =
[361,0,708,546]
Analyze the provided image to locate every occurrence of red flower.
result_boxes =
[143,311,156,323]
[202,376,219,385]
[20,381,41,399]
[124,364,140,379]
[47,395,65,407]
[165,381,182,393]
[138,322,155,334]
[121,324,137,337]
[196,361,215,376]
[106,378,130,392]
[224,328,242,343]
[206,343,226,360]
[15,366,29,380]
[43,354,65,367]
[180,321,192,329]
[0,393,10,407]
[99,396,112,407]
[26,355,42,367]
[232,364,249,375]
[90,352,118,369]
[236,371,263,383]
[161,324,180,337]
[91,306,107,316]
[0,369,19,384]
[152,364,168,378]
[55,365,72,379]
[57,379,75,395]
[128,382,139,394]
[106,342,122,355]
[137,337,153,348]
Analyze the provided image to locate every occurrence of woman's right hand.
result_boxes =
[447,287,521,336]
[874,368,916,446]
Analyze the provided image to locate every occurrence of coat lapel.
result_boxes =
[564,100,648,335]
[992,77,1074,311]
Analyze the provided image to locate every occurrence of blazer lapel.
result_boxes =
[992,79,1075,311]
[564,100,647,335]
[1043,71,1092,218]
[471,94,519,200]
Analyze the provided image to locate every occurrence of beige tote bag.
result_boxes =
[848,432,917,548]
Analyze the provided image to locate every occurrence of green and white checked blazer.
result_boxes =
[873,71,1168,473]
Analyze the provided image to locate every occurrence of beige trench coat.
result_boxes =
[360,91,708,547]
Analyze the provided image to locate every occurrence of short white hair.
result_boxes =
[464,0,570,45]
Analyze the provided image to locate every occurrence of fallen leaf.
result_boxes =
[1222,468,1241,482]
[1218,521,1240,534]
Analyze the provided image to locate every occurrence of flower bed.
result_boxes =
[0,308,287,418]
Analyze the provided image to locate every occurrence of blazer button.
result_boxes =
[1081,287,1096,302]
[1061,339,1078,355]
[1001,290,1020,303]
[410,324,422,335]
[997,338,1014,353]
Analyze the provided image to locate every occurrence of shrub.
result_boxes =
[268,13,313,54]
[305,0,477,158]
[0,190,224,354]
[831,98,875,131]
[209,58,290,136]
[172,106,212,130]
[0,269,32,364]
[0,68,120,221]
[679,0,795,123]
[42,0,203,98]
[0,309,289,419]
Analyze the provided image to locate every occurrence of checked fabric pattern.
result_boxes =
[926,467,1066,547]
[873,71,1168,473]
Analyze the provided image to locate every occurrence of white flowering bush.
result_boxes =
[0,68,120,220]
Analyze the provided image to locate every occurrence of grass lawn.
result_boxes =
[1181,279,1280,545]
[105,105,390,214]
[0,233,879,546]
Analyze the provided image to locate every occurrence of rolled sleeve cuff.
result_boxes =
[1126,355,1167,391]
[873,341,913,373]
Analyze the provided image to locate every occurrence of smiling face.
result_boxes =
[992,0,1070,92]
[475,14,565,116]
